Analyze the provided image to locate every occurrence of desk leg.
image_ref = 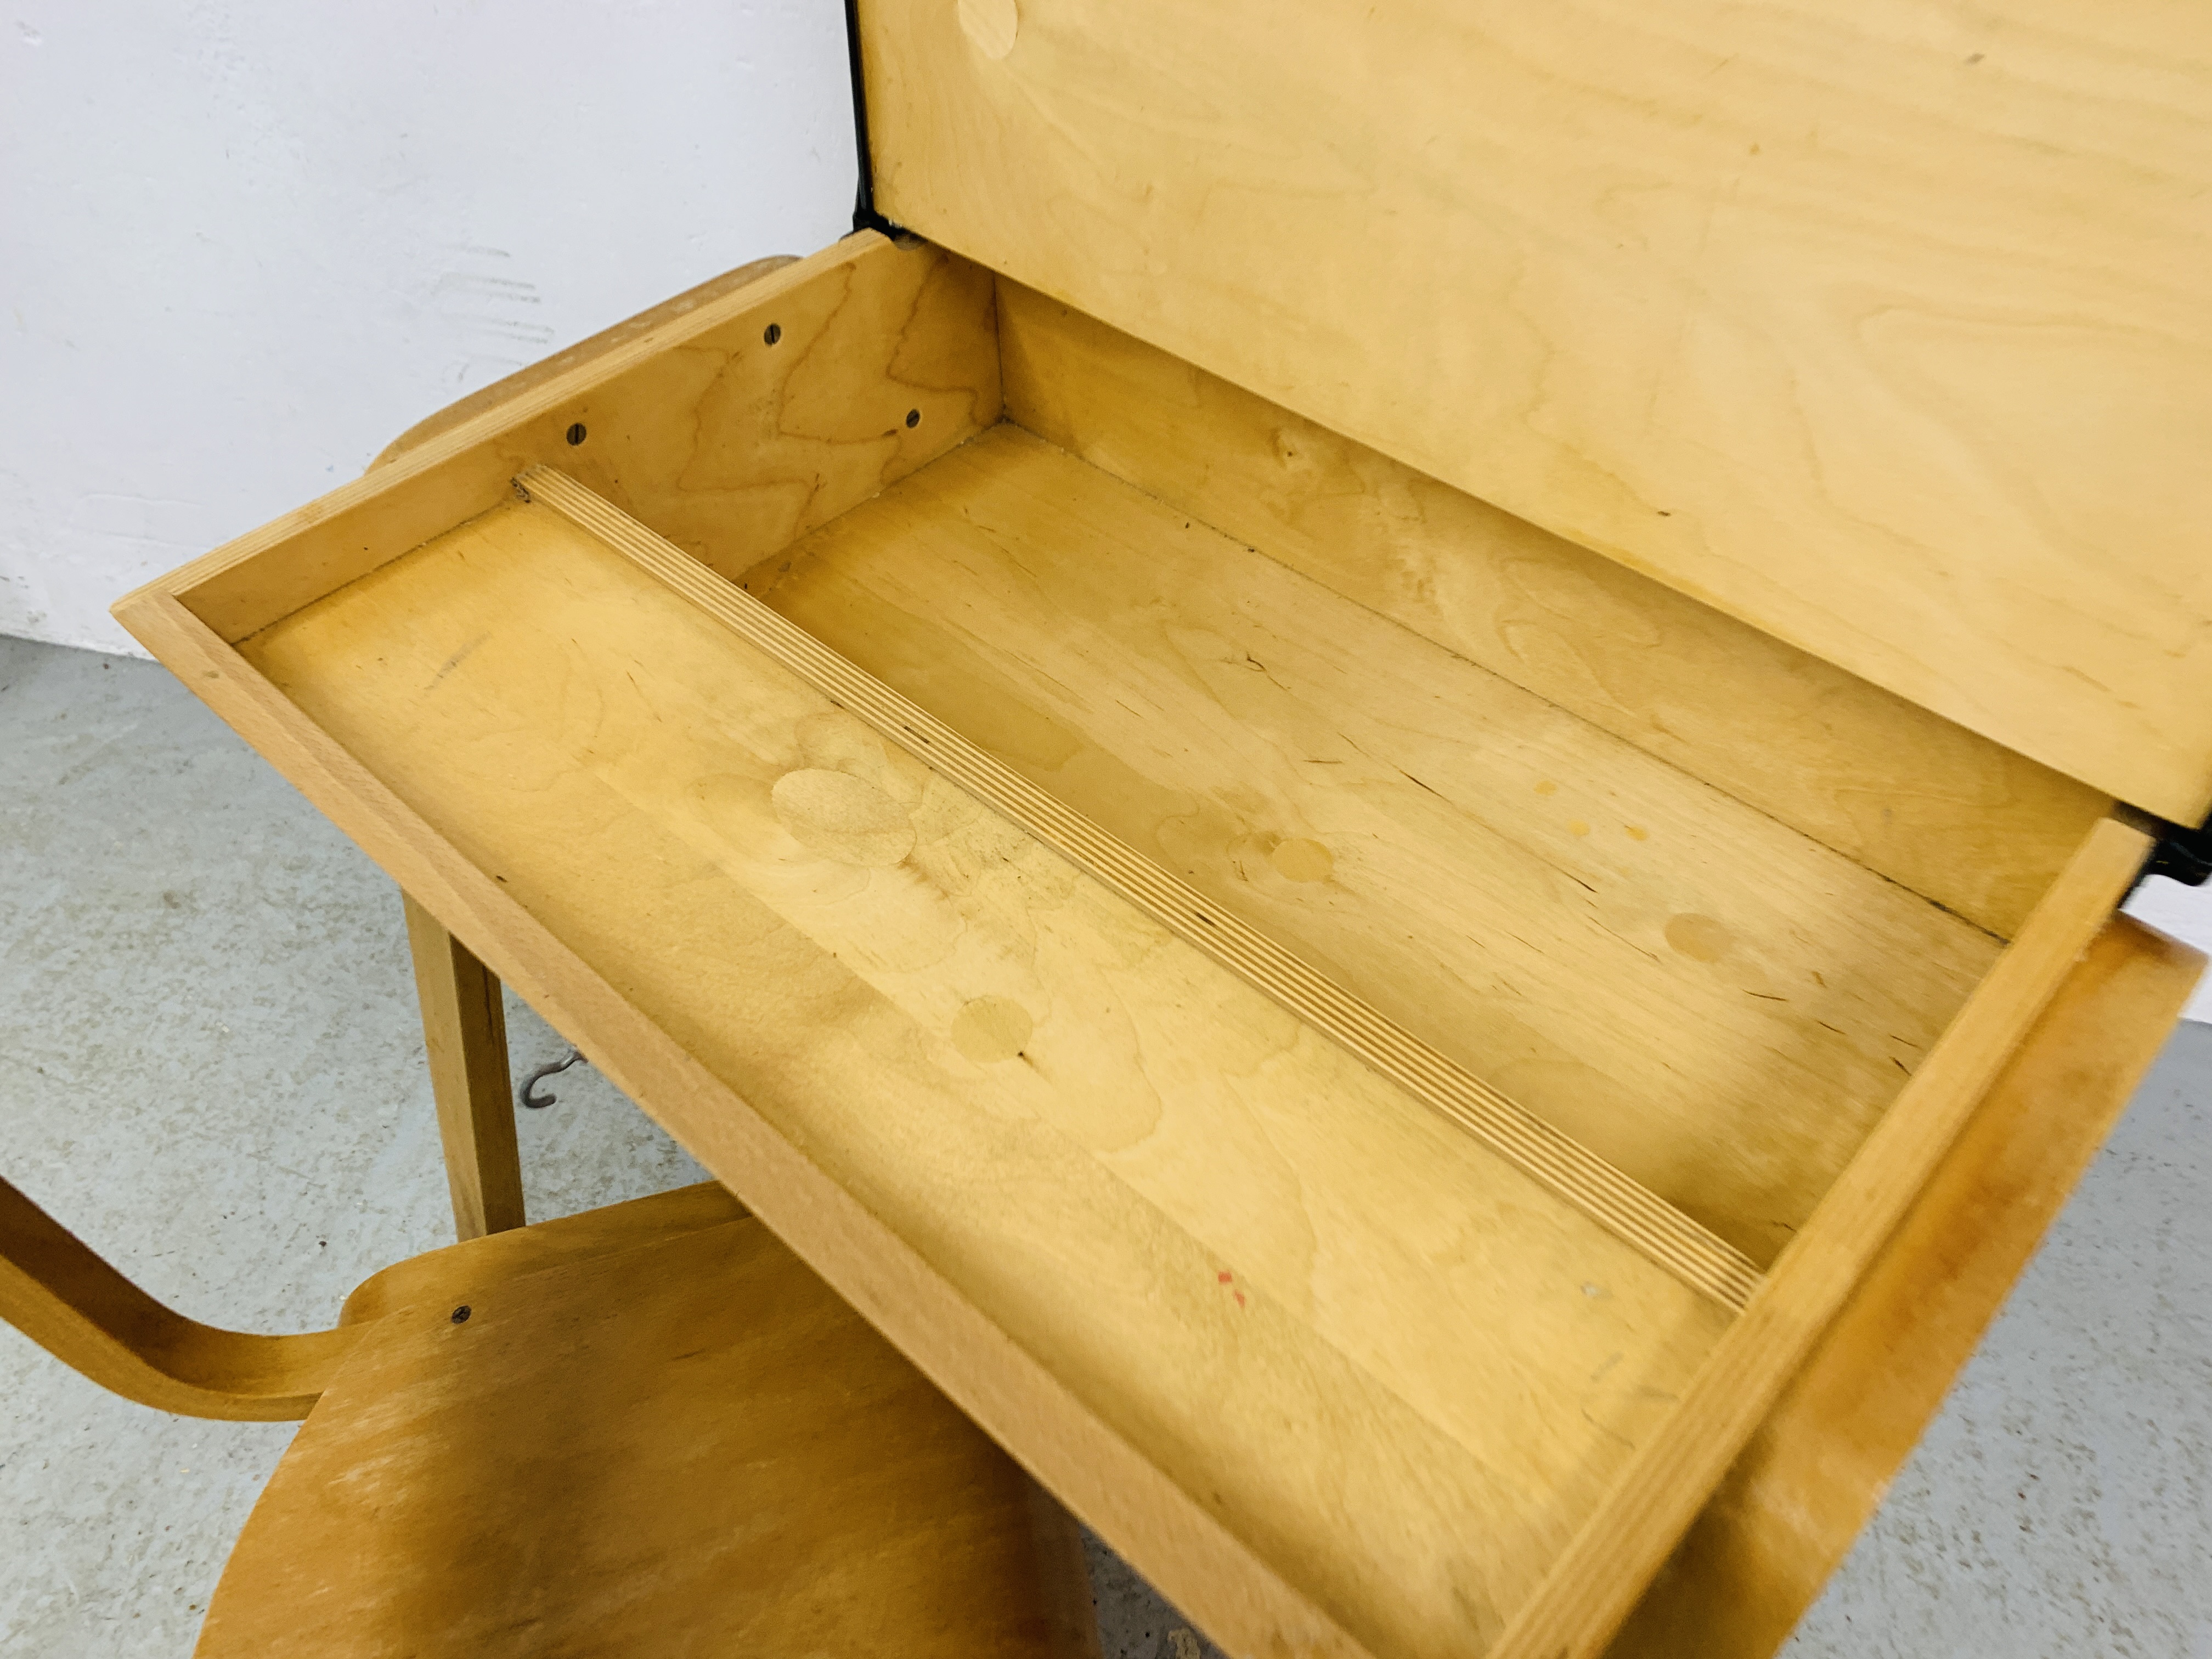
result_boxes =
[402,893,526,1240]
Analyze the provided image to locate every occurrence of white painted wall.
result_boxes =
[1,1,855,653]
[7,2,2210,1008]
[2125,879,2212,1023]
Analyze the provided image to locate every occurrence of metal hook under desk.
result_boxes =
[519,1048,585,1109]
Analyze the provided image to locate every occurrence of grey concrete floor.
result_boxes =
[2,633,2207,1657]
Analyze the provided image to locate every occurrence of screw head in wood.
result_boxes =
[565,422,587,446]
[451,1305,471,1325]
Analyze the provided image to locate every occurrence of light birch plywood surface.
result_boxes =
[860,0,2212,822]
[995,281,2108,943]
[238,500,1731,1659]
[522,465,1760,1310]
[743,425,2002,1266]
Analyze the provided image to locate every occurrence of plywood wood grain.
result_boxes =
[527,462,1759,1309]
[746,426,2000,1266]
[860,0,2212,820]
[232,500,1732,1659]
[996,282,2109,941]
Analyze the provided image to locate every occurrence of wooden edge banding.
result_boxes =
[515,464,1764,1312]
[0,1173,356,1422]
[109,585,1374,1659]
[1487,813,2153,1659]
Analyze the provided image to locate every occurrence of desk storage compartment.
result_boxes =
[117,234,2200,1659]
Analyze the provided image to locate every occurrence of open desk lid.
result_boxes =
[853,0,2212,825]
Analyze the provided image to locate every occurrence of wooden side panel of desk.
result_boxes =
[1489,816,2148,1659]
[1609,913,2203,1657]
[125,233,998,645]
[369,255,801,470]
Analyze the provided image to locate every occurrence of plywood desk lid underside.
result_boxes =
[856,0,2212,823]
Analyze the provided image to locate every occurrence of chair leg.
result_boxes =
[402,892,526,1240]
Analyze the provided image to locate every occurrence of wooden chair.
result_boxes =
[0,1172,1100,1657]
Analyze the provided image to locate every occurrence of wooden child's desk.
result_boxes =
[115,7,2212,1656]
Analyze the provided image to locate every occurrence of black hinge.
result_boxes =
[2136,815,2212,893]
[844,0,908,240]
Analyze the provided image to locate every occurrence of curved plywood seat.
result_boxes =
[197,1207,1097,1659]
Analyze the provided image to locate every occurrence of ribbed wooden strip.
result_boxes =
[515,465,1764,1312]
